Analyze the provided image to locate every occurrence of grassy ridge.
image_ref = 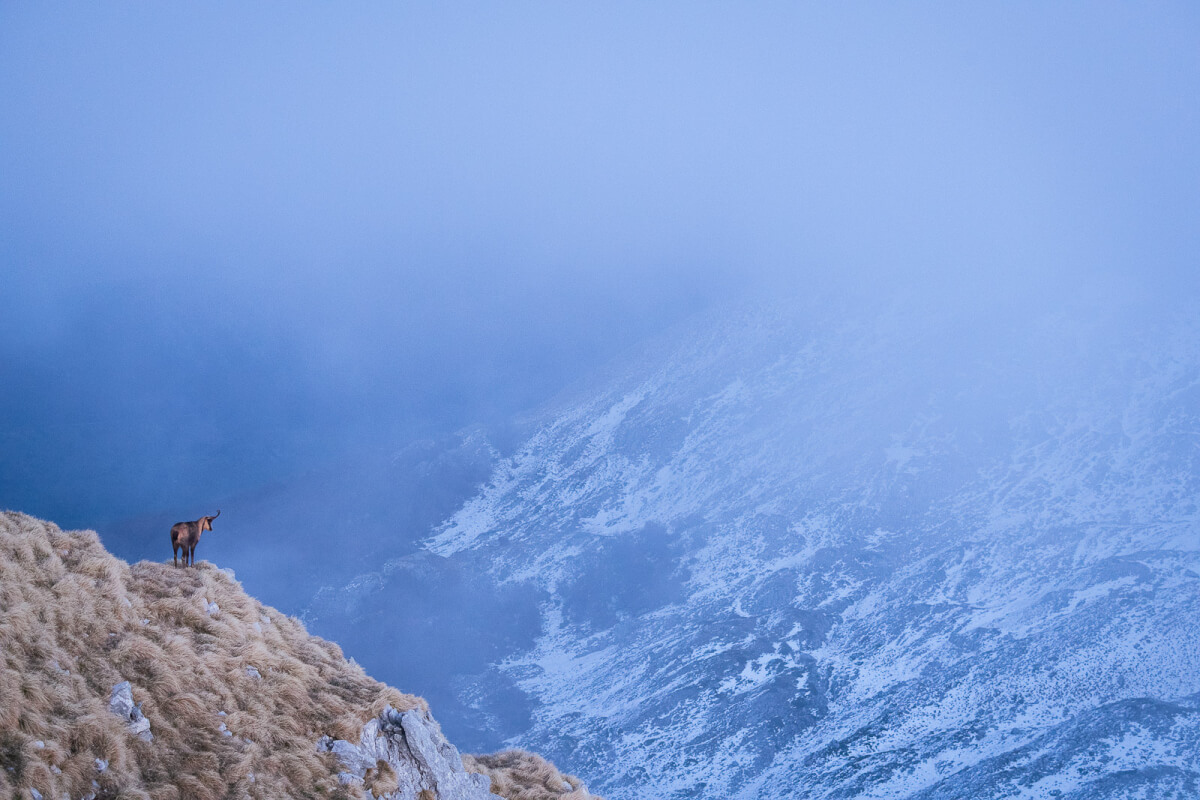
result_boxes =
[0,512,597,800]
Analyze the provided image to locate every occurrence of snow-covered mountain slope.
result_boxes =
[314,297,1200,798]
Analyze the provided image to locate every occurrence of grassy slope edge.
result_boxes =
[0,512,599,800]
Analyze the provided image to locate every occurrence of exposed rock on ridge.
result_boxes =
[318,706,494,800]
[107,681,152,742]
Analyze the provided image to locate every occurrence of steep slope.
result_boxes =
[311,297,1200,798]
[0,512,599,800]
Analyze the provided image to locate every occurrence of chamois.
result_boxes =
[170,510,220,567]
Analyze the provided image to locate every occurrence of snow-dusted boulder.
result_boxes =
[317,706,493,800]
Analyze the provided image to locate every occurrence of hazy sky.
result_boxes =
[2,3,1198,531]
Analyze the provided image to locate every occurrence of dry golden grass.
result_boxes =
[0,511,434,800]
[463,752,599,800]
[0,512,600,800]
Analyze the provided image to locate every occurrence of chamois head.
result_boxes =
[202,510,221,532]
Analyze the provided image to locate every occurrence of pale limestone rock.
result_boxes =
[317,706,493,800]
[108,681,152,741]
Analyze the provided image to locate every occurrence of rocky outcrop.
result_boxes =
[318,706,494,800]
[107,681,152,742]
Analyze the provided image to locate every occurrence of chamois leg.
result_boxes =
[173,544,179,567]
[188,544,197,567]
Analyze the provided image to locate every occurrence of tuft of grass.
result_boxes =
[364,759,399,798]
[464,750,601,800]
